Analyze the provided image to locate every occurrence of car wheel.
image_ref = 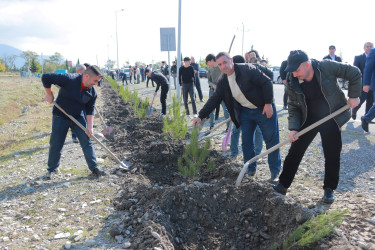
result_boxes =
[277,76,282,84]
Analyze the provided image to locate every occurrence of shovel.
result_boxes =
[53,101,131,171]
[148,95,156,116]
[198,117,231,141]
[95,106,114,139]
[222,122,233,150]
[235,104,351,187]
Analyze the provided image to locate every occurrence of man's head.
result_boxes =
[205,53,216,68]
[145,68,152,77]
[233,55,245,64]
[364,42,374,55]
[244,53,250,63]
[249,52,257,63]
[329,45,336,56]
[191,56,195,63]
[260,59,268,66]
[76,64,86,74]
[216,52,234,75]
[82,65,103,88]
[285,50,313,81]
[173,61,176,65]
[162,61,166,65]
[183,57,191,67]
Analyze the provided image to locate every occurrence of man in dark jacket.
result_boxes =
[361,48,375,132]
[352,42,374,120]
[42,65,106,180]
[146,69,169,116]
[191,56,204,102]
[273,50,361,204]
[193,52,281,181]
[171,61,177,89]
[323,45,342,62]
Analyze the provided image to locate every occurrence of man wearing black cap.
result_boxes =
[323,45,342,62]
[273,50,361,204]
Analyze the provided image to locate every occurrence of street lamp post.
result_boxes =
[115,9,124,80]
[237,23,249,56]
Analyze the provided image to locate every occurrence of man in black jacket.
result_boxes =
[352,42,374,120]
[323,45,342,62]
[193,52,281,181]
[179,57,197,118]
[146,69,169,116]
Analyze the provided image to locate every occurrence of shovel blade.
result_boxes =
[118,161,132,171]
[102,126,114,138]
[148,107,153,116]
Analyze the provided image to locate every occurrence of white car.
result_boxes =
[271,66,282,84]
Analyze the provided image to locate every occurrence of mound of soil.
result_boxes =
[101,82,314,249]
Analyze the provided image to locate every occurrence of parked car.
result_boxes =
[119,68,130,79]
[199,68,208,78]
[271,66,282,84]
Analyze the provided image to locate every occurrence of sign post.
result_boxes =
[160,28,176,103]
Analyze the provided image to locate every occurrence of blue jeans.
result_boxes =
[240,104,281,176]
[209,88,230,127]
[47,115,98,172]
[230,124,263,156]
[363,91,375,122]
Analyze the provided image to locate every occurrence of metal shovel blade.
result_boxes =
[118,160,132,171]
[102,126,114,138]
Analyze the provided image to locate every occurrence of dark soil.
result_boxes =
[101,82,314,249]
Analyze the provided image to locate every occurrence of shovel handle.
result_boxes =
[235,104,350,187]
[199,118,231,141]
[52,102,128,170]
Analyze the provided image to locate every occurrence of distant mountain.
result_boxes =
[0,44,25,69]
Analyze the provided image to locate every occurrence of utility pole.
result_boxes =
[237,23,250,56]
[115,9,124,80]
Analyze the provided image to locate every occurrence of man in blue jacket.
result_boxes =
[42,65,106,180]
[361,48,375,132]
[193,52,281,181]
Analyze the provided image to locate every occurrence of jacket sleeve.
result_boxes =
[198,80,224,119]
[363,49,375,87]
[42,73,70,88]
[285,79,303,131]
[249,67,274,104]
[280,60,288,80]
[333,61,362,98]
[85,92,97,116]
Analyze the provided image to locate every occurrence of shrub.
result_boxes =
[178,127,215,179]
[163,95,188,141]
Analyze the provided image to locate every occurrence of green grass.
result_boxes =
[282,209,349,249]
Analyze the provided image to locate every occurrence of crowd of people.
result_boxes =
[41,42,375,205]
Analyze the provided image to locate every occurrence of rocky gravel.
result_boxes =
[0,80,375,249]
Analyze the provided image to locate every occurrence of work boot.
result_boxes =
[272,183,287,195]
[323,188,334,204]
[361,116,369,132]
[44,170,57,180]
[91,168,107,177]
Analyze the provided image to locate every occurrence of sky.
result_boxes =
[1,0,375,69]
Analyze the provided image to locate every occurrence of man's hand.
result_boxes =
[289,130,299,142]
[213,85,217,91]
[282,80,286,84]
[262,104,273,118]
[85,127,93,137]
[192,117,201,127]
[45,93,54,104]
[363,85,370,93]
[153,92,157,97]
[347,97,360,109]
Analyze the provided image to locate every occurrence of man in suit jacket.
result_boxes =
[352,42,374,120]
[361,48,375,132]
[323,45,342,62]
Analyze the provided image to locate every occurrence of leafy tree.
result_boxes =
[0,60,5,72]
[134,61,144,67]
[65,59,69,70]
[30,58,41,73]
[2,54,18,71]
[106,59,115,69]
[199,59,208,70]
[21,51,39,71]
[76,58,80,67]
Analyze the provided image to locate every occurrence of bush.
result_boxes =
[178,127,215,179]
[163,95,188,141]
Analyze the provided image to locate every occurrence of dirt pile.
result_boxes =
[101,82,314,249]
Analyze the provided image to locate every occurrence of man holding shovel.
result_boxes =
[145,68,169,116]
[193,52,281,182]
[273,50,361,204]
[42,65,106,180]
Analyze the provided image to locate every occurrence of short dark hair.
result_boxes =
[215,52,230,61]
[329,45,336,49]
[183,57,190,62]
[84,65,103,77]
[205,54,216,63]
[248,50,260,59]
[233,55,245,64]
[162,61,166,63]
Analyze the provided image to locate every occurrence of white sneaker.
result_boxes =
[185,115,190,119]
[193,114,198,118]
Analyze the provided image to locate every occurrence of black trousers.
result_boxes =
[182,83,197,115]
[160,86,169,115]
[279,118,342,190]
[283,85,288,107]
[147,76,154,87]
[194,74,203,101]
[352,90,374,115]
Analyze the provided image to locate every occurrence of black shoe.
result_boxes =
[215,116,219,121]
[92,168,107,177]
[246,168,256,176]
[44,170,57,180]
[361,116,369,132]
[72,137,79,144]
[351,111,356,120]
[200,99,205,103]
[273,183,287,195]
[283,106,287,110]
[209,126,214,130]
[323,188,334,204]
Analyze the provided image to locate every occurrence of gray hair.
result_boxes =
[76,64,86,73]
